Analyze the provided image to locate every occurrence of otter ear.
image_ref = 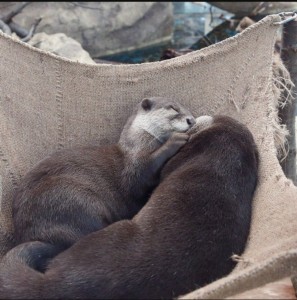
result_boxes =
[141,98,153,111]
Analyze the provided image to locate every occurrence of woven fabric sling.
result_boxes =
[0,13,296,298]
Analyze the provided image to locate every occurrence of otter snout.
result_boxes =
[171,115,195,133]
[186,117,196,127]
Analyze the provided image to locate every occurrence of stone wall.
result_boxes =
[0,2,173,57]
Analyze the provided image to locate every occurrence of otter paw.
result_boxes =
[168,132,189,150]
[152,132,189,168]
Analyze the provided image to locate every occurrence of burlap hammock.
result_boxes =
[0,13,297,299]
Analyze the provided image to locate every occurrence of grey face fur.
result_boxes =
[129,97,196,143]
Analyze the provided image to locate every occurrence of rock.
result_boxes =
[28,32,96,64]
[235,17,255,33]
[1,2,173,57]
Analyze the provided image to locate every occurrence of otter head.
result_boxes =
[132,97,196,143]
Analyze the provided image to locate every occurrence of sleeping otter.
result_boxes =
[12,96,195,265]
[0,115,259,299]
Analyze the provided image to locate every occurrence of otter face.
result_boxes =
[163,102,196,132]
[133,97,195,142]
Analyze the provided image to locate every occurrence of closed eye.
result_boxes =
[169,105,179,113]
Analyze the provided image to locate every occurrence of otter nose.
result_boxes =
[186,117,195,127]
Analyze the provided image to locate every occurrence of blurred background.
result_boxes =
[1,2,296,64]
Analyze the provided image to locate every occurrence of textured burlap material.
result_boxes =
[0,14,296,298]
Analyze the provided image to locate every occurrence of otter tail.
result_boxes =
[0,241,60,299]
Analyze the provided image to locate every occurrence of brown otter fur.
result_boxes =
[11,96,195,267]
[0,115,259,299]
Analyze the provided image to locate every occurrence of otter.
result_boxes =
[0,115,259,299]
[11,96,195,266]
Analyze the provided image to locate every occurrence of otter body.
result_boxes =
[12,97,195,259]
[0,115,258,299]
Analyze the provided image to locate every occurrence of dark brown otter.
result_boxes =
[0,115,259,299]
[11,96,195,266]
